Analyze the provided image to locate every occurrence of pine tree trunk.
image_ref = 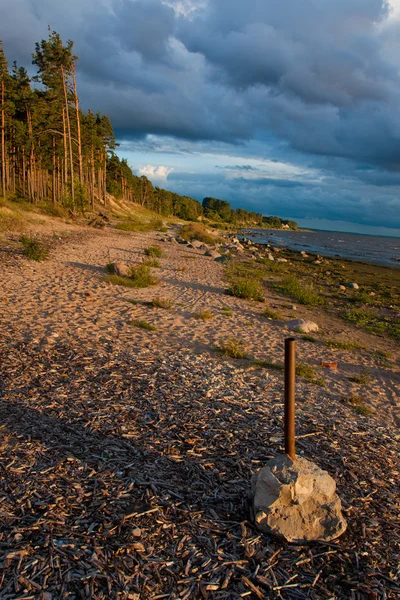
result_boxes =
[61,66,74,208]
[52,136,56,205]
[91,145,95,209]
[73,68,83,185]
[1,79,5,198]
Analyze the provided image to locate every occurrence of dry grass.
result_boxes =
[150,297,174,309]
[215,337,249,359]
[129,320,157,331]
[192,309,214,321]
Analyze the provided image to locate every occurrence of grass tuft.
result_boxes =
[262,306,281,320]
[129,320,157,331]
[144,245,163,258]
[150,296,174,309]
[349,371,372,385]
[216,337,249,359]
[128,263,159,287]
[179,223,216,245]
[105,264,158,288]
[296,362,325,386]
[302,334,317,342]
[325,339,365,351]
[277,275,323,306]
[142,258,160,268]
[344,395,373,416]
[227,278,264,302]
[253,360,284,370]
[221,306,233,316]
[192,309,214,320]
[20,234,50,261]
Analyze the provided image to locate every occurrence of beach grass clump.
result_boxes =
[325,339,365,351]
[262,306,282,320]
[221,306,233,316]
[192,309,214,320]
[349,371,372,385]
[302,334,317,343]
[150,296,174,309]
[216,337,249,359]
[144,245,163,258]
[105,264,158,288]
[142,258,160,268]
[116,219,148,232]
[129,320,157,331]
[104,274,142,288]
[277,275,323,306]
[341,308,399,340]
[253,360,284,371]
[344,395,373,416]
[116,216,165,233]
[20,234,50,261]
[225,261,265,282]
[179,223,216,245]
[128,263,159,287]
[296,362,325,386]
[227,277,265,302]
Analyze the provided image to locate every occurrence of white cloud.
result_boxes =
[138,165,174,180]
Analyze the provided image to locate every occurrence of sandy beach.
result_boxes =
[0,222,399,599]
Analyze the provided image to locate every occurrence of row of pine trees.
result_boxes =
[0,30,206,219]
[0,30,283,227]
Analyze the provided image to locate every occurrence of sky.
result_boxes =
[2,0,400,235]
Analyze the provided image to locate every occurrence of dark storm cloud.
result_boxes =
[234,177,305,188]
[1,0,400,227]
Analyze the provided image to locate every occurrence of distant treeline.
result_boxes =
[0,31,297,229]
[202,197,297,229]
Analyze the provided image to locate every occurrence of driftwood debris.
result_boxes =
[0,335,399,599]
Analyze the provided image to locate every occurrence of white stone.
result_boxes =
[191,240,204,249]
[287,319,319,333]
[205,249,220,259]
[252,455,347,543]
[345,282,359,289]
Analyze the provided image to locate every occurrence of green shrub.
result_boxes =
[277,276,323,306]
[144,245,163,258]
[129,320,157,331]
[221,306,233,316]
[227,278,264,302]
[216,337,249,359]
[20,235,50,261]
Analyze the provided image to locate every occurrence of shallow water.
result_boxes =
[243,228,400,268]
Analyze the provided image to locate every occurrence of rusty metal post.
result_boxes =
[284,338,296,460]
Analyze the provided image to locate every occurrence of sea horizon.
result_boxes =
[283,217,400,239]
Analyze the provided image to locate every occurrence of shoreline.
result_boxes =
[241,227,400,269]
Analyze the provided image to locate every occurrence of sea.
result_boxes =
[241,228,400,269]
